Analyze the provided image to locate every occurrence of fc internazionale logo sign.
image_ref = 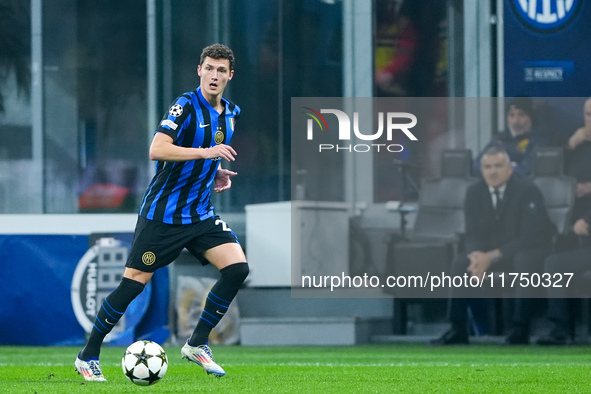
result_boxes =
[510,0,582,34]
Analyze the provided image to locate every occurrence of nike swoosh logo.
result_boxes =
[216,310,226,315]
[105,319,116,325]
[199,123,210,128]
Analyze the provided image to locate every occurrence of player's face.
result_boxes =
[198,57,234,98]
[506,108,532,137]
[481,153,513,189]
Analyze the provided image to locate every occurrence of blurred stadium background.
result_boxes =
[1,0,590,349]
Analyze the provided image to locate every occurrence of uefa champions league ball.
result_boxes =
[122,340,168,386]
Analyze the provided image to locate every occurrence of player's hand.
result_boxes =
[203,144,237,162]
[573,218,590,236]
[467,251,492,280]
[214,168,237,193]
[569,126,591,149]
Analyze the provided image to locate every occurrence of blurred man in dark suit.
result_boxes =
[564,97,591,222]
[537,208,591,345]
[432,147,556,345]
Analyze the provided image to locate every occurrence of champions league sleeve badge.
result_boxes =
[169,104,183,117]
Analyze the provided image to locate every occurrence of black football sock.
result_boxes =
[79,277,145,360]
[188,262,249,347]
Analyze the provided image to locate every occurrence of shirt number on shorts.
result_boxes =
[215,219,232,232]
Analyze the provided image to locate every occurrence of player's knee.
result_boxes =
[232,262,249,283]
[123,267,153,285]
[221,262,249,286]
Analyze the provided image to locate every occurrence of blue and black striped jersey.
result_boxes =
[139,87,240,224]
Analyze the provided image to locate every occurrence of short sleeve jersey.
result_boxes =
[139,87,241,224]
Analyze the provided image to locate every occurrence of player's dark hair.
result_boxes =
[482,146,511,164]
[200,44,235,71]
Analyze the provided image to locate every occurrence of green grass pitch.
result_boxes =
[0,344,590,393]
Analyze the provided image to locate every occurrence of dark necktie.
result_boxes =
[494,188,503,213]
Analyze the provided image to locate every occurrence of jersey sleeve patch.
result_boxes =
[156,95,192,139]
[169,104,183,117]
[160,119,178,130]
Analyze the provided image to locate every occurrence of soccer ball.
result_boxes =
[122,340,168,386]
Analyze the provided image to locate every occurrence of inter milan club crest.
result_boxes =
[510,0,582,34]
[142,251,156,266]
[214,129,225,144]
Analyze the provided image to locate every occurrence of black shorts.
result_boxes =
[125,215,240,272]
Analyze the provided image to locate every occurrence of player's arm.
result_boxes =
[149,132,236,162]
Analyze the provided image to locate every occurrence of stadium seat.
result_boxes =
[531,147,576,238]
[385,150,477,334]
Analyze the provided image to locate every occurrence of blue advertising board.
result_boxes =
[504,0,591,97]
[0,234,169,346]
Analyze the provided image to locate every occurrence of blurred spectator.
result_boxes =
[537,209,591,345]
[474,97,548,177]
[431,147,556,345]
[375,0,446,97]
[535,98,591,345]
[375,1,419,96]
[564,97,591,222]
